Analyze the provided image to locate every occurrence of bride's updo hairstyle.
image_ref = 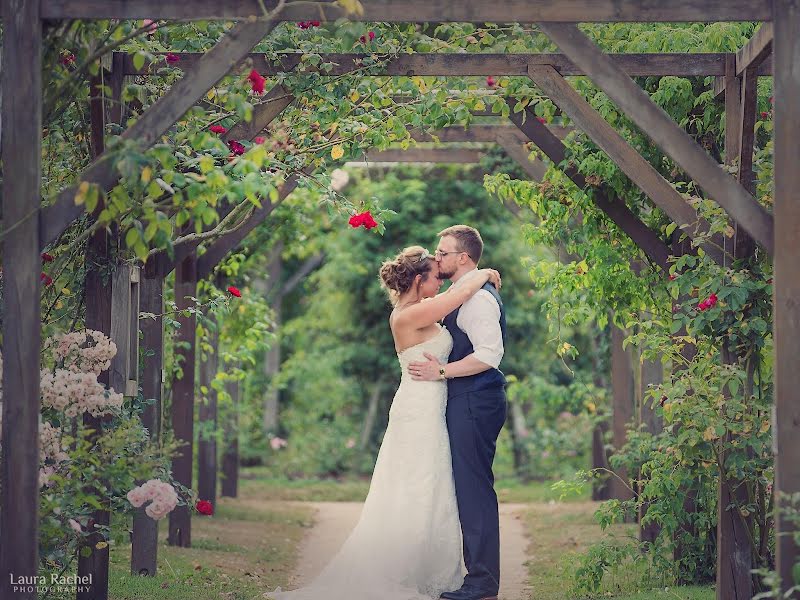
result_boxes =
[379,246,435,304]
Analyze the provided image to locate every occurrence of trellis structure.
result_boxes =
[1,2,798,599]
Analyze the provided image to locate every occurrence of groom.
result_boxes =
[408,225,507,600]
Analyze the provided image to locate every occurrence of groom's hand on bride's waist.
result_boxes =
[408,352,445,381]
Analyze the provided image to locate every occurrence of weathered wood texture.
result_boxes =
[131,259,166,577]
[528,64,726,265]
[110,265,141,397]
[410,125,521,144]
[128,52,749,78]
[638,351,663,544]
[39,18,279,250]
[364,148,483,163]
[221,377,240,498]
[224,84,294,142]
[736,23,773,76]
[197,316,219,509]
[495,133,548,181]
[506,103,672,271]
[41,0,772,22]
[610,325,636,510]
[773,1,800,596]
[0,2,42,597]
[168,250,198,548]
[196,176,300,279]
[538,22,775,255]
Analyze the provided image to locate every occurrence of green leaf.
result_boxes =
[133,52,146,72]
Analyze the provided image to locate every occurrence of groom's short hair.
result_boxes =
[438,225,483,264]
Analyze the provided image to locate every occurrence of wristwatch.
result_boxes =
[439,366,447,380]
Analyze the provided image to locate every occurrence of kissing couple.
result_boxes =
[269,225,508,600]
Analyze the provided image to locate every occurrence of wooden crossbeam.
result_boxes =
[224,84,293,142]
[528,64,726,265]
[410,125,522,143]
[41,0,772,22]
[361,148,483,163]
[38,18,279,250]
[127,52,748,78]
[494,132,548,181]
[736,23,773,76]
[538,22,775,255]
[773,2,800,596]
[196,176,300,279]
[507,103,672,271]
[0,2,42,597]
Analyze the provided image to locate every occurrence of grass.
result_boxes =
[106,493,314,600]
[96,469,710,600]
[521,502,714,600]
[239,466,589,504]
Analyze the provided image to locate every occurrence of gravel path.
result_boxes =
[285,501,532,600]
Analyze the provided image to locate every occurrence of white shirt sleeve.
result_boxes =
[455,289,504,368]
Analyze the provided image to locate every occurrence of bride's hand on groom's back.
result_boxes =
[481,268,501,290]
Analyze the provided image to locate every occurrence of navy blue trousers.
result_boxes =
[445,387,507,595]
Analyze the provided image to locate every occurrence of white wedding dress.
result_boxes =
[268,325,464,600]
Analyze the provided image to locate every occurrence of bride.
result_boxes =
[267,246,501,600]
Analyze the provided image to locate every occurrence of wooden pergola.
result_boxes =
[1,2,797,599]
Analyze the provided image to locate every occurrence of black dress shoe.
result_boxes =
[440,588,498,600]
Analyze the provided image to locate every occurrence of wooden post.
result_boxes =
[168,250,198,547]
[76,56,116,600]
[773,1,800,596]
[131,259,166,576]
[197,315,219,509]
[221,377,240,498]
[0,2,41,597]
[638,348,663,544]
[610,324,635,511]
[263,244,283,433]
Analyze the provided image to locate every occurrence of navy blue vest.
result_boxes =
[443,282,507,397]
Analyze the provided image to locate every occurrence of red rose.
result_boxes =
[247,69,266,95]
[348,211,378,229]
[708,293,718,306]
[297,21,308,29]
[40,272,53,286]
[359,35,367,44]
[228,140,246,155]
[227,286,242,298]
[254,136,266,145]
[368,31,375,41]
[668,274,676,281]
[698,300,709,311]
[59,52,76,66]
[165,53,180,64]
[311,20,321,27]
[195,500,213,516]
[41,252,55,263]
[486,76,496,88]
[209,125,227,134]
[536,116,546,124]
[761,111,770,119]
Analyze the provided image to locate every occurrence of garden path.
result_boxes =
[285,501,532,600]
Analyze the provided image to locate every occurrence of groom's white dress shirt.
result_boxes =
[448,268,504,368]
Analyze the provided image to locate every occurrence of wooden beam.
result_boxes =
[129,52,744,78]
[736,23,773,76]
[41,0,772,22]
[167,249,197,548]
[131,259,165,577]
[220,376,240,498]
[495,132,548,181]
[538,22,774,255]
[38,18,279,250]
[196,176,300,279]
[224,84,293,142]
[362,148,483,163]
[410,125,518,144]
[528,65,727,265]
[610,324,636,508]
[773,1,800,596]
[507,104,672,271]
[0,2,41,597]
[197,316,219,509]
